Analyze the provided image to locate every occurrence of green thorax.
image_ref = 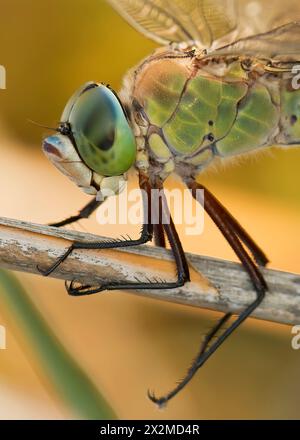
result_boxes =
[126,48,300,178]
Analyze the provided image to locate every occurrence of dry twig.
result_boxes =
[0,216,299,325]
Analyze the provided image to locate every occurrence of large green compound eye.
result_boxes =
[61,82,136,177]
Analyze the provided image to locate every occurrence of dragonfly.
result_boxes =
[39,0,300,406]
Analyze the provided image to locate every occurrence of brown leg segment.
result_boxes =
[153,223,166,248]
[194,182,268,266]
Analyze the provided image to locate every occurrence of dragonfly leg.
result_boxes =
[38,173,153,276]
[148,312,232,405]
[49,197,102,228]
[153,193,166,248]
[153,223,166,248]
[38,173,189,287]
[50,192,167,247]
[148,177,268,406]
[196,183,269,266]
[66,182,190,295]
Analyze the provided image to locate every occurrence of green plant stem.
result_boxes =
[0,269,117,420]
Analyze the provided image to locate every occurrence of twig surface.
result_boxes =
[0,216,299,325]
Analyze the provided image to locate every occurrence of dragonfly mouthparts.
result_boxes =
[42,137,63,159]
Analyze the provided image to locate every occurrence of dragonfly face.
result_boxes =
[43,82,136,198]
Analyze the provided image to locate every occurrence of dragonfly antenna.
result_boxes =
[27,119,58,131]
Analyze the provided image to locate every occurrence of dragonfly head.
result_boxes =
[42,82,136,198]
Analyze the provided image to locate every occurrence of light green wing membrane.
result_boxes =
[107,0,237,47]
[212,22,300,59]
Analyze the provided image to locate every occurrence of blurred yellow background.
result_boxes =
[0,0,300,419]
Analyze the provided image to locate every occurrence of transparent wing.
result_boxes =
[107,0,238,47]
[212,22,300,59]
[236,0,300,37]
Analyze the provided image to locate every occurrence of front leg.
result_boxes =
[49,197,102,228]
[67,202,190,295]
[39,171,190,293]
[38,172,154,276]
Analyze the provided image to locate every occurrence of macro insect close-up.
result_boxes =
[1,0,300,421]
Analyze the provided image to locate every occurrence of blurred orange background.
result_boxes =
[0,0,300,419]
